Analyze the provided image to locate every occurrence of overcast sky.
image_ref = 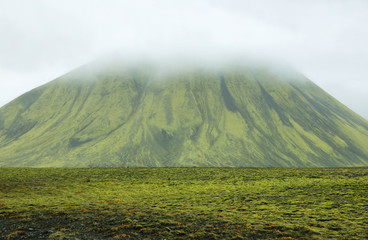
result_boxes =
[0,0,367,119]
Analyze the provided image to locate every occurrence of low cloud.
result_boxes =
[0,0,367,118]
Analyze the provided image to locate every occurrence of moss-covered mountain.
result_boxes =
[1,59,368,167]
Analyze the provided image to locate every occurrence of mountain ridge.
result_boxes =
[1,59,368,167]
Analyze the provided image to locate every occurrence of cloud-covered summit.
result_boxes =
[0,0,367,118]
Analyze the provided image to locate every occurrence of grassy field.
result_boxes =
[0,167,367,239]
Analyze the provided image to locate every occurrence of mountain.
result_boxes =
[1,58,368,167]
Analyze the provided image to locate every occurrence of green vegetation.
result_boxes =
[1,60,368,167]
[1,167,367,239]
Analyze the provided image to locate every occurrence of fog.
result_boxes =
[0,0,367,119]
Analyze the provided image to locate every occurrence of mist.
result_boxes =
[1,0,368,119]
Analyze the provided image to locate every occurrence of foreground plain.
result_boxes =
[0,168,367,239]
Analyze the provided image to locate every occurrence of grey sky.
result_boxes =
[0,0,367,119]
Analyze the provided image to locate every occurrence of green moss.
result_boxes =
[1,167,368,239]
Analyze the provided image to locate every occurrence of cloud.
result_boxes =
[0,0,368,119]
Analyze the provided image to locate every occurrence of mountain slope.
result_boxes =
[1,60,368,167]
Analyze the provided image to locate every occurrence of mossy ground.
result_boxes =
[1,167,368,239]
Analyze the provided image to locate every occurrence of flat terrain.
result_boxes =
[0,168,367,239]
